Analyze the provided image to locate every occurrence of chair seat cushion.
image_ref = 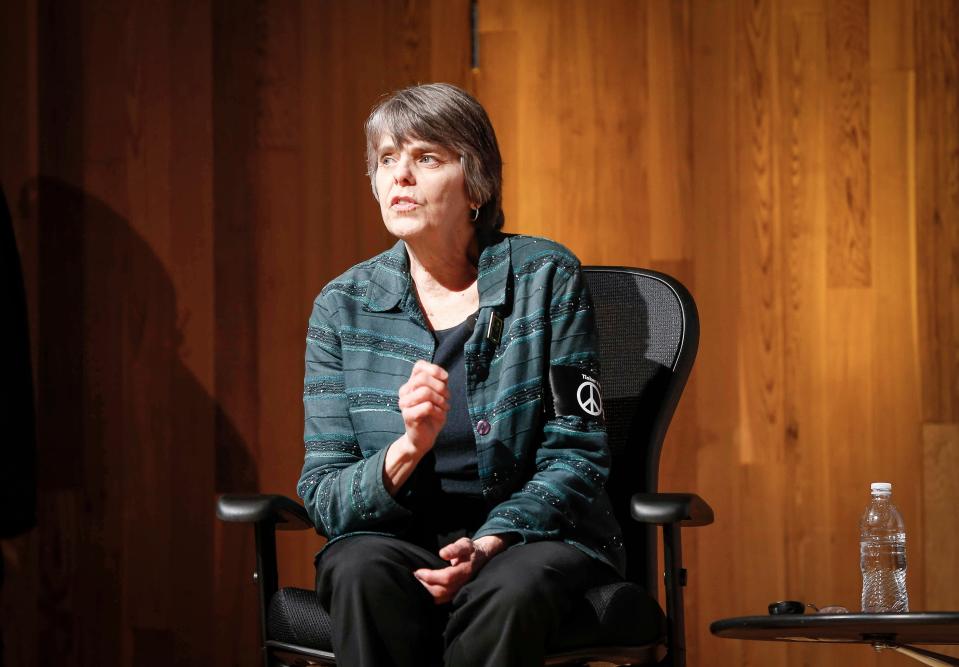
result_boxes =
[553,580,666,650]
[267,580,665,654]
[268,587,334,650]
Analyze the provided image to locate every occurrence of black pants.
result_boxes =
[315,535,619,667]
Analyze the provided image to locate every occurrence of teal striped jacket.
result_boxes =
[297,233,625,575]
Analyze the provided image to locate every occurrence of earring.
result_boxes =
[470,207,480,222]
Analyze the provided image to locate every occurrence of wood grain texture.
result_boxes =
[735,0,784,469]
[686,3,746,662]
[647,0,691,263]
[1,1,469,666]
[476,1,954,666]
[916,0,959,424]
[922,423,959,610]
[775,5,837,666]
[869,0,925,618]
[211,2,263,663]
[922,423,959,660]
[914,5,959,660]
[826,0,872,288]
[732,6,788,665]
[1,2,957,667]
[476,0,651,265]
[0,0,39,664]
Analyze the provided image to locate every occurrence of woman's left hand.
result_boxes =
[413,535,508,604]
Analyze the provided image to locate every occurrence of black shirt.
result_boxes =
[431,312,482,496]
[399,311,487,550]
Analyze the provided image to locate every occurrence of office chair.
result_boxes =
[218,266,713,667]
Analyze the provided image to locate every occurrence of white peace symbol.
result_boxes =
[577,380,603,416]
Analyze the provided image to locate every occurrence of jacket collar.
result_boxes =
[365,232,511,312]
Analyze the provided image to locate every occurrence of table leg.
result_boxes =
[885,644,959,666]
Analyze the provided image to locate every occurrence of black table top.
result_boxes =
[711,612,959,645]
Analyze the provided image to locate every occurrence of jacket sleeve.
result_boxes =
[295,293,412,537]
[472,261,611,544]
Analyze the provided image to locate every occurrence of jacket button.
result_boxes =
[476,419,491,436]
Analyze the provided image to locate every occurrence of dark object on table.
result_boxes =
[769,600,806,615]
[767,600,850,615]
[218,267,713,667]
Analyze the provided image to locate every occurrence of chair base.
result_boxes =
[544,643,666,666]
[267,639,665,667]
[267,640,336,666]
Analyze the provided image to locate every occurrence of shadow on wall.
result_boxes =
[10,176,258,665]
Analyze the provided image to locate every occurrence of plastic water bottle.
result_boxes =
[860,482,909,612]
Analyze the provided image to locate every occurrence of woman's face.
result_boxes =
[374,136,474,243]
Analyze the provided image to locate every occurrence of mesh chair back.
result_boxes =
[583,267,699,596]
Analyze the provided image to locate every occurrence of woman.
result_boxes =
[297,83,624,667]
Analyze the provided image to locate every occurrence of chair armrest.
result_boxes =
[216,493,315,531]
[630,493,714,527]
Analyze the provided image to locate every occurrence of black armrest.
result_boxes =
[630,493,714,527]
[216,493,314,531]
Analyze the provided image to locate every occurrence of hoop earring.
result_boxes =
[470,207,480,222]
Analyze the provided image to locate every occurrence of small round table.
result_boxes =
[711,613,959,666]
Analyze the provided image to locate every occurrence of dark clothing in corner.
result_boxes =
[1,184,37,539]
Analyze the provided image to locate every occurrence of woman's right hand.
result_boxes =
[398,360,450,454]
[383,361,450,495]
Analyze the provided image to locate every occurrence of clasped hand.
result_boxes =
[414,535,506,604]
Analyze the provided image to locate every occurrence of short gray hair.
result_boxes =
[365,83,504,233]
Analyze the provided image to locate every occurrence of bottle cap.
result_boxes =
[871,482,892,493]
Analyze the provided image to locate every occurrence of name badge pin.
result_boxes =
[486,312,503,346]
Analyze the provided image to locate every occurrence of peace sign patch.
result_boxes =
[549,365,604,419]
[576,378,603,416]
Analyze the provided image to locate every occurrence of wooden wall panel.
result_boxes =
[687,4,739,660]
[476,0,652,266]
[167,2,218,662]
[210,2,262,662]
[1,0,39,665]
[826,0,872,288]
[916,0,959,425]
[869,0,925,625]
[476,1,958,666]
[646,1,691,264]
[1,1,469,666]
[777,0,831,622]
[1,2,957,667]
[915,0,959,658]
